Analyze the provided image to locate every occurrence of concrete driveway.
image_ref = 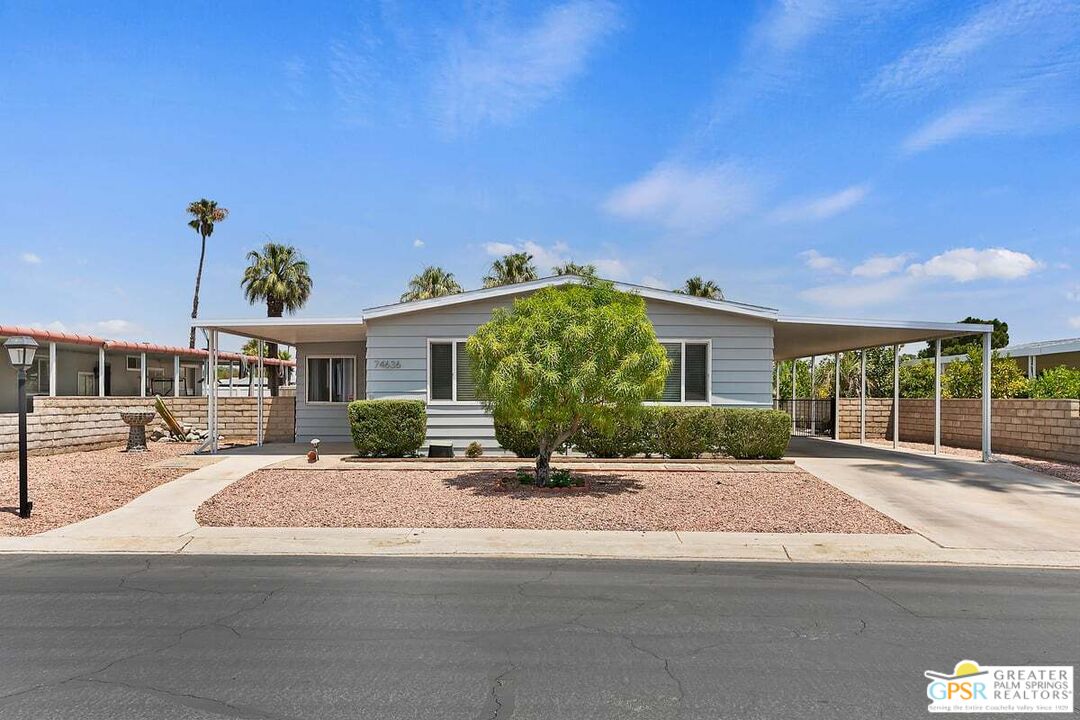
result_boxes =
[789,437,1080,552]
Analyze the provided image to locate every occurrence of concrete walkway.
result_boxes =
[788,437,1080,552]
[2,441,1080,568]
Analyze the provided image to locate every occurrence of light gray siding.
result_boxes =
[295,340,366,442]
[365,295,774,454]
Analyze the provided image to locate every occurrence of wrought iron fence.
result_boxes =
[774,399,835,437]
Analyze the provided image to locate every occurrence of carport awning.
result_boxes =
[193,317,366,345]
[773,317,993,361]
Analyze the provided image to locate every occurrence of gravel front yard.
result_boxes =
[0,443,192,536]
[865,439,1080,485]
[196,468,907,533]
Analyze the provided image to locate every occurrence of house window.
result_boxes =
[126,355,141,371]
[26,357,50,395]
[77,371,97,396]
[306,357,355,403]
[429,340,477,402]
[659,341,710,404]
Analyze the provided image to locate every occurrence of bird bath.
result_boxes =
[120,410,157,452]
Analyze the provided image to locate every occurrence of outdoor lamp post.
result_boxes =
[5,336,38,518]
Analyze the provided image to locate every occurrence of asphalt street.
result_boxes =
[0,555,1076,719]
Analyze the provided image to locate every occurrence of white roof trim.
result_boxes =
[192,317,364,329]
[998,337,1080,357]
[362,275,779,321]
[777,315,994,334]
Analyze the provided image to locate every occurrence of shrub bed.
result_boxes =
[494,415,540,457]
[348,400,426,457]
[573,407,790,460]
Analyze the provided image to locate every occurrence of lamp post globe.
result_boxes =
[4,336,38,518]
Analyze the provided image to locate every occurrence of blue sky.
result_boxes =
[1,0,1078,350]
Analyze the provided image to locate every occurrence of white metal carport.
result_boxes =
[192,318,366,454]
[773,317,995,461]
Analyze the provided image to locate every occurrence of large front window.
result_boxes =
[659,341,709,403]
[307,357,355,403]
[429,340,477,402]
[26,357,50,395]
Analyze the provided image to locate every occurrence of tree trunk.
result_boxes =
[535,448,552,487]
[267,299,282,397]
[188,234,208,348]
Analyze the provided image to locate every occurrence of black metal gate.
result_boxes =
[774,399,835,437]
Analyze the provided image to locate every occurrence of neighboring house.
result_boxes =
[0,325,295,414]
[198,276,991,451]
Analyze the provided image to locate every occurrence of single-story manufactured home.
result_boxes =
[196,275,995,457]
[0,325,295,414]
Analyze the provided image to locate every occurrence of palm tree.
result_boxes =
[677,276,723,300]
[241,242,313,396]
[483,252,538,288]
[552,261,597,278]
[186,199,229,347]
[401,266,463,302]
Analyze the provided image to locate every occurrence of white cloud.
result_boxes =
[603,162,760,234]
[799,249,844,274]
[771,184,869,223]
[868,0,1042,99]
[907,248,1040,282]
[436,0,621,133]
[592,258,628,280]
[750,0,841,56]
[851,253,911,278]
[800,276,918,309]
[902,91,1032,153]
[1067,284,1080,302]
[20,252,41,264]
[1070,316,1080,329]
[412,238,425,248]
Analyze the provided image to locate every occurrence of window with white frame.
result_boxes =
[26,357,50,395]
[306,357,355,403]
[659,341,709,403]
[428,340,477,402]
[126,355,142,371]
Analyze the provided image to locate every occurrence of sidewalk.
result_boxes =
[1,446,1079,568]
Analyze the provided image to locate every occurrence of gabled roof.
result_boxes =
[362,275,779,321]
[997,337,1080,357]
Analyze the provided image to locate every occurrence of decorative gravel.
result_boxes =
[196,468,908,533]
[0,444,192,537]
[866,438,1080,485]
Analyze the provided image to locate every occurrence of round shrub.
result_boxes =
[465,441,484,458]
[348,400,426,457]
[715,408,790,459]
[653,407,723,458]
[494,415,539,457]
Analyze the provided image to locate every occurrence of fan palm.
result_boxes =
[552,261,597,278]
[677,276,723,300]
[186,198,229,347]
[401,266,463,302]
[241,242,313,396]
[483,252,538,288]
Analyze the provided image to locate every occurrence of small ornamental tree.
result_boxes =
[466,282,669,485]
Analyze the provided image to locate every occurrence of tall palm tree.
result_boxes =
[483,252,538,287]
[401,266,463,302]
[186,198,229,347]
[241,242,313,396]
[676,276,723,300]
[552,261,597,278]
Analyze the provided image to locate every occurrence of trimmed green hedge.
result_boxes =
[348,400,427,457]
[573,407,790,460]
[714,408,790,459]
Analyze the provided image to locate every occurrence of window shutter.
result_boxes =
[455,342,477,401]
[430,343,453,401]
[684,343,708,402]
[661,343,682,402]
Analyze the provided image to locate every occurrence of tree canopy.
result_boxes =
[241,242,313,316]
[466,281,669,484]
[401,266,463,302]
[483,252,538,287]
[918,317,1009,358]
[552,261,597,278]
